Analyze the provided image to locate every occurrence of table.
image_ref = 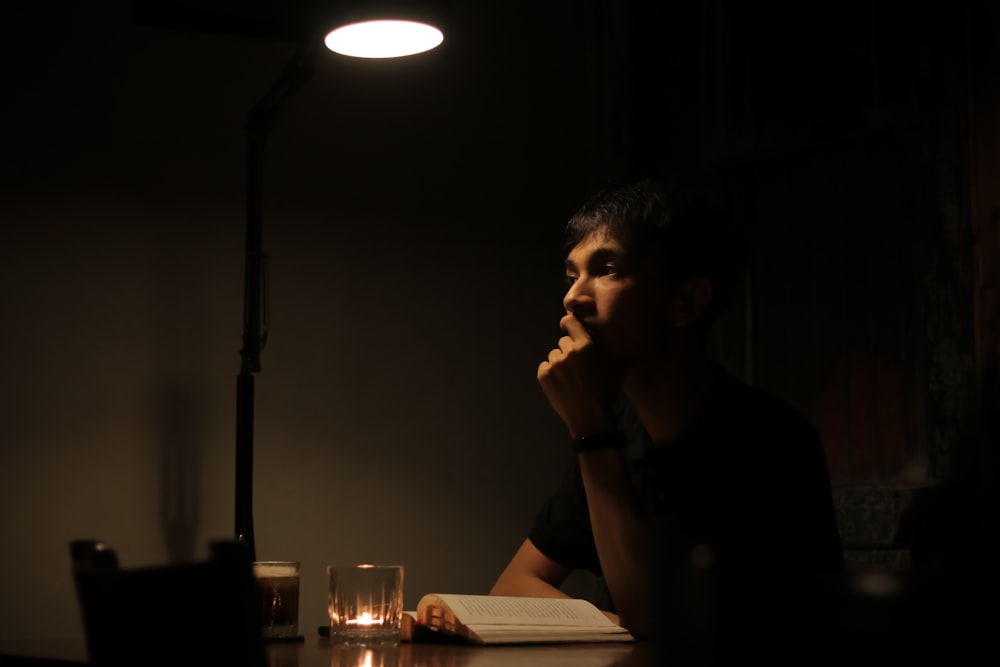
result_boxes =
[0,636,652,667]
[277,639,647,666]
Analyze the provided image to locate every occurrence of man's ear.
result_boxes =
[671,277,713,327]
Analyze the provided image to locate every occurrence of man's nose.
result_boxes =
[563,278,592,314]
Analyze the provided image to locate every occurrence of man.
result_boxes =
[489,179,844,642]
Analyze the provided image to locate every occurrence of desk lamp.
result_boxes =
[235,3,446,560]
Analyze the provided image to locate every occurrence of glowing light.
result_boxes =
[347,611,378,626]
[325,20,444,58]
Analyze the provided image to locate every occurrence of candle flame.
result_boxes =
[348,611,379,626]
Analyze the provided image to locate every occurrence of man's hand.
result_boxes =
[537,315,622,439]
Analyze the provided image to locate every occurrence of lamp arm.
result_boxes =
[235,41,319,560]
[242,41,319,373]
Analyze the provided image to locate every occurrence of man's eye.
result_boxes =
[600,263,618,276]
[565,274,578,287]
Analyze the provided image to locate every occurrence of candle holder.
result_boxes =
[327,564,404,646]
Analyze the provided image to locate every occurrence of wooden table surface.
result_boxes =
[0,636,653,667]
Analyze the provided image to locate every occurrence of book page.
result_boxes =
[423,594,618,627]
[470,626,635,644]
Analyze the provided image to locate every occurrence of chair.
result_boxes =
[69,538,266,667]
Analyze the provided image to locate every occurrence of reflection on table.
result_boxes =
[270,639,645,667]
[0,636,650,667]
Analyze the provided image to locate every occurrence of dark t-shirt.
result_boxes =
[528,364,844,609]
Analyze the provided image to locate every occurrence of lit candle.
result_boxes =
[347,611,381,626]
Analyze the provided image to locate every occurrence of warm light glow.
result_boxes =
[347,611,378,626]
[325,20,444,58]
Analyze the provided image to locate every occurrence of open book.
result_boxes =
[410,594,634,645]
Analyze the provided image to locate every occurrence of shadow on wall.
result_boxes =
[157,380,203,562]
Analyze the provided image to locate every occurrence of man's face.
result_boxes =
[562,231,673,363]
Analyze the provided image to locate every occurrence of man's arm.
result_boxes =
[489,538,570,599]
[535,315,656,637]
[489,539,622,624]
[575,449,655,637]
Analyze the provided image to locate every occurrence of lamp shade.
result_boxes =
[325,20,443,58]
[321,1,447,58]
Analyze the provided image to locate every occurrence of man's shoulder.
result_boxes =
[712,366,820,442]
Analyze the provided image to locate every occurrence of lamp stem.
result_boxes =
[235,41,318,560]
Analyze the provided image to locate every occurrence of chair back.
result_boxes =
[70,538,266,667]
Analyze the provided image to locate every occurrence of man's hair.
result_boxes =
[564,178,746,327]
